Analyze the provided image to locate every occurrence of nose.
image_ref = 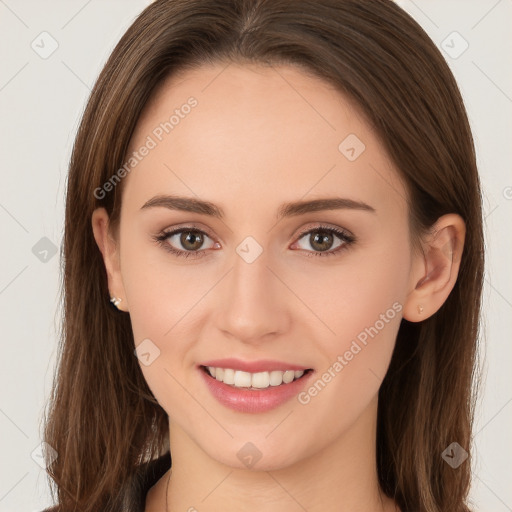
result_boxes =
[214,247,291,345]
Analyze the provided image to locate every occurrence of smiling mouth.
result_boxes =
[200,365,313,390]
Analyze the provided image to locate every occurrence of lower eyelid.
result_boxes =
[161,230,217,253]
[292,238,351,257]
[155,226,354,258]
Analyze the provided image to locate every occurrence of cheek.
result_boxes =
[119,237,226,413]
[298,244,408,427]
[121,247,210,414]
[296,230,410,343]
[119,232,213,345]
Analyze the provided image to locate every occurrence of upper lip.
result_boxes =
[199,358,312,373]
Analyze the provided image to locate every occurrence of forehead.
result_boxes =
[122,62,407,219]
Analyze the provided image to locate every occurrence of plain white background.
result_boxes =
[0,1,510,510]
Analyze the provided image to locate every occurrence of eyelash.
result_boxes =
[152,224,356,260]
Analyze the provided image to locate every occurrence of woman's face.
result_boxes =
[105,63,421,469]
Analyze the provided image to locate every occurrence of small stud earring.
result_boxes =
[110,296,122,308]
[417,304,424,314]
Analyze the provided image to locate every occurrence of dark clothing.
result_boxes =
[42,451,172,512]
[123,451,172,511]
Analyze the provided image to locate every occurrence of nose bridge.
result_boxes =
[231,243,271,301]
[215,239,289,342]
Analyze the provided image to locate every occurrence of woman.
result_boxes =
[42,0,484,511]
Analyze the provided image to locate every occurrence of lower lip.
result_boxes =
[199,367,314,413]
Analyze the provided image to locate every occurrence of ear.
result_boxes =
[91,207,129,312]
[403,213,465,322]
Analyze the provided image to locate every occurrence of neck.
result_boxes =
[164,396,397,512]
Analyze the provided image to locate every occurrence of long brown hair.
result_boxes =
[42,1,484,510]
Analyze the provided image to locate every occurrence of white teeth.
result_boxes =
[282,370,295,384]
[206,366,308,389]
[269,371,283,386]
[223,368,235,385]
[251,372,270,389]
[234,370,252,387]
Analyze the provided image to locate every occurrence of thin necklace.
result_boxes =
[165,468,172,512]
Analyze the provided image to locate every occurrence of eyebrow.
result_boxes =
[140,194,376,219]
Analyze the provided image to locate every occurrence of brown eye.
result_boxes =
[292,226,355,257]
[308,231,335,252]
[154,227,218,258]
[179,231,205,251]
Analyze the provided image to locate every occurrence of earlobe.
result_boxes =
[403,214,465,322]
[91,208,128,312]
